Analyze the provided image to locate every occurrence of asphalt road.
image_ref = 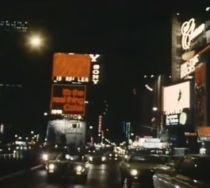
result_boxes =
[0,162,154,188]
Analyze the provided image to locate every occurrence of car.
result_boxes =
[41,146,66,169]
[45,152,89,183]
[86,150,107,164]
[153,154,210,188]
[41,151,58,168]
[104,149,120,161]
[119,153,170,187]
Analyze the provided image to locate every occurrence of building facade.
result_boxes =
[168,10,210,149]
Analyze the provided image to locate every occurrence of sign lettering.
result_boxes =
[181,18,205,50]
[89,54,100,62]
[51,85,86,115]
[166,114,179,125]
[92,64,100,84]
[180,55,199,78]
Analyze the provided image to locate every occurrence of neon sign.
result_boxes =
[180,54,199,78]
[181,18,205,50]
[89,54,100,85]
[92,64,100,84]
[89,54,100,62]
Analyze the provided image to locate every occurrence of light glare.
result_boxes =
[206,7,210,12]
[31,36,41,46]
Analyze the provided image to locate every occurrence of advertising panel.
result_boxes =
[163,81,191,115]
[197,127,210,138]
[195,63,207,127]
[47,119,86,147]
[89,54,101,85]
[50,84,86,115]
[52,53,91,82]
[163,81,191,127]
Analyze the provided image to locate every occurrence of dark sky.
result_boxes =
[0,0,208,138]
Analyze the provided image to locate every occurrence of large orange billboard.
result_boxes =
[50,84,86,115]
[52,53,91,80]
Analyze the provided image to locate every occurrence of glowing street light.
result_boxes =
[30,35,42,47]
[26,33,45,50]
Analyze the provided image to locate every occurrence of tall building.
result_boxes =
[167,6,210,149]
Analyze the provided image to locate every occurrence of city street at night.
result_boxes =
[2,1,210,188]
[0,162,152,188]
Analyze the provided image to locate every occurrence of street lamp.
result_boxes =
[29,35,42,47]
[26,32,45,50]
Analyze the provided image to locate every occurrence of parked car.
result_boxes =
[153,154,210,188]
[46,152,89,183]
[119,153,170,187]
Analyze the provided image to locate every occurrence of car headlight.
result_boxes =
[75,165,84,172]
[101,156,106,161]
[49,163,55,170]
[130,169,138,176]
[75,165,85,175]
[65,154,71,160]
[42,153,48,161]
[48,163,55,172]
[124,155,128,159]
[89,156,93,161]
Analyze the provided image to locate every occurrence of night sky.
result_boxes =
[0,0,208,139]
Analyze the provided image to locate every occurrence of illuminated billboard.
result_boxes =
[47,119,86,147]
[197,127,210,138]
[195,63,207,127]
[52,53,91,82]
[163,81,191,115]
[89,54,101,85]
[50,84,86,115]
